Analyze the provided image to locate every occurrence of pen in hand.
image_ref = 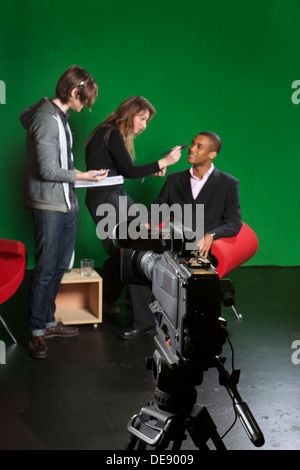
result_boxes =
[94,169,110,177]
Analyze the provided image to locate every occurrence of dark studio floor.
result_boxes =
[0,266,299,451]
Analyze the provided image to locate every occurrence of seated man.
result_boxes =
[118,131,242,340]
[154,131,242,257]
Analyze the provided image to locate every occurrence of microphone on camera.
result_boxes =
[160,144,187,156]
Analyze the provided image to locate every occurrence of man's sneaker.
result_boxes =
[45,321,79,339]
[30,335,48,359]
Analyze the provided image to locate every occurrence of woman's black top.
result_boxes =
[85,127,160,178]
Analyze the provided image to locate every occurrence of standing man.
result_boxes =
[20,66,107,359]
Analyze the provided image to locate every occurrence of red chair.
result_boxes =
[211,222,259,279]
[0,239,27,343]
[210,222,259,318]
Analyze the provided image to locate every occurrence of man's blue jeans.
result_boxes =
[29,208,79,336]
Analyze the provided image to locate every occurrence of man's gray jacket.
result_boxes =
[20,98,77,212]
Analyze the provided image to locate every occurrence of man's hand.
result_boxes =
[196,233,214,258]
[75,169,108,181]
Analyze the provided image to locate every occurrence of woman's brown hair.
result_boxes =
[87,96,156,156]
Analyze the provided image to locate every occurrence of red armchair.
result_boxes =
[211,222,259,279]
[210,222,259,318]
[0,239,27,343]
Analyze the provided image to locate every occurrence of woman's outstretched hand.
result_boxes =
[152,167,167,177]
[158,146,182,169]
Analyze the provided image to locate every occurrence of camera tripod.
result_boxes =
[125,387,226,450]
[125,348,264,450]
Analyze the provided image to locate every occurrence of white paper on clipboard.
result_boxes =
[75,175,124,188]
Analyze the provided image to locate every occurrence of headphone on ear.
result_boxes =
[76,75,92,89]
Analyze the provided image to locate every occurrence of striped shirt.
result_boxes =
[51,101,78,212]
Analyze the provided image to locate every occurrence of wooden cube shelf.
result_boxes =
[55,268,102,325]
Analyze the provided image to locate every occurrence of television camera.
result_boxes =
[114,221,265,450]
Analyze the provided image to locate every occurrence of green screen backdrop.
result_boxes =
[1,0,300,269]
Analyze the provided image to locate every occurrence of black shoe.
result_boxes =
[118,326,156,340]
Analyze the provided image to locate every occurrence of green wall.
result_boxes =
[1,0,300,269]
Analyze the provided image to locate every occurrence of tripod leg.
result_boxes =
[231,303,242,320]
[186,406,227,450]
[125,434,139,450]
[125,435,148,450]
[137,440,147,450]
[171,439,185,451]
